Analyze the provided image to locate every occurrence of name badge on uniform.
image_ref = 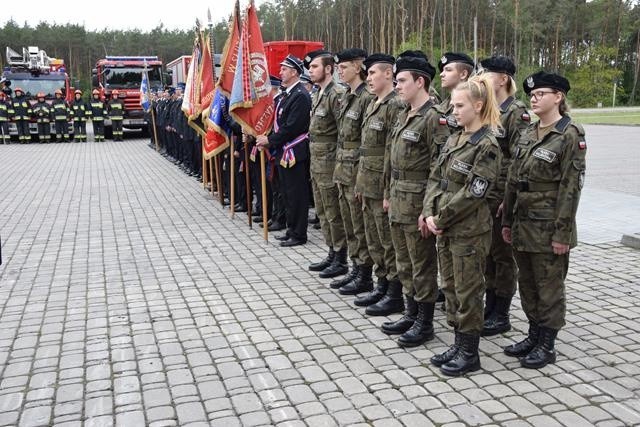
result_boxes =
[346,109,360,120]
[401,129,420,142]
[533,148,557,163]
[369,119,384,131]
[451,159,472,175]
[315,108,327,117]
[446,115,459,128]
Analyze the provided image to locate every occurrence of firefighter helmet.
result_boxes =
[55,89,63,96]
[14,87,24,94]
[74,89,82,95]
[92,89,100,95]
[0,92,5,98]
[111,90,119,96]
[37,92,46,98]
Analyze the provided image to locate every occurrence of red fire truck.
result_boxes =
[92,56,165,133]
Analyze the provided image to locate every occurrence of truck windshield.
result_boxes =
[104,67,162,89]
[9,79,65,98]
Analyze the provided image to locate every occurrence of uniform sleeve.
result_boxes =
[433,139,502,229]
[506,105,530,157]
[422,114,452,217]
[552,126,586,243]
[382,100,401,200]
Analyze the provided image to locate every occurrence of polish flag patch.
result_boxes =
[439,117,447,125]
[521,113,531,122]
[578,139,587,150]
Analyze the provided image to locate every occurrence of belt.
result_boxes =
[311,136,336,143]
[392,169,425,181]
[360,146,385,156]
[516,180,558,192]
[341,141,360,150]
[439,179,464,192]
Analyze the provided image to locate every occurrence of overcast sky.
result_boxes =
[3,0,268,31]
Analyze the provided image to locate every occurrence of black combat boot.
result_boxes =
[309,247,335,272]
[320,248,349,279]
[365,279,404,316]
[329,260,358,288]
[440,332,481,376]
[381,295,417,335]
[520,326,558,369]
[354,277,388,307]
[339,264,373,295]
[484,288,496,319]
[504,323,539,357]
[398,302,436,347]
[482,295,512,336]
[431,330,461,367]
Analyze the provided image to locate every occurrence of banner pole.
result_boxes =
[230,139,236,218]
[260,150,268,241]
[244,139,252,228]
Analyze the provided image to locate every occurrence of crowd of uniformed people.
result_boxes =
[147,47,586,377]
[0,84,128,144]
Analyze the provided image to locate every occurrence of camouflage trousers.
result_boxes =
[438,232,491,335]
[485,198,518,297]
[337,182,373,266]
[390,222,438,303]
[514,251,568,330]
[363,197,397,280]
[311,178,346,250]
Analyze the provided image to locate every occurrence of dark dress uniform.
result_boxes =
[89,95,107,142]
[0,96,13,143]
[266,66,312,246]
[11,90,32,143]
[502,72,585,369]
[109,96,125,141]
[51,95,70,142]
[32,99,52,142]
[70,96,89,142]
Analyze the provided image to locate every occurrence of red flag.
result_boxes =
[199,33,215,116]
[229,2,275,137]
[218,0,241,96]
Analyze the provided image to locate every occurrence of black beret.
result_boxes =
[393,56,436,80]
[363,53,395,71]
[269,75,282,87]
[438,52,474,71]
[523,71,570,94]
[280,54,304,74]
[397,50,429,62]
[334,48,368,64]
[480,55,516,76]
[304,50,333,69]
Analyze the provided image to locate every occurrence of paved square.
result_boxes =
[1,129,639,426]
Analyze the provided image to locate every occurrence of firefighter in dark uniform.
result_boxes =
[11,87,32,143]
[502,72,585,369]
[52,89,70,142]
[0,92,14,144]
[380,52,449,347]
[70,90,89,142]
[109,90,125,141]
[32,92,51,143]
[89,89,107,142]
[255,54,312,247]
[423,75,502,376]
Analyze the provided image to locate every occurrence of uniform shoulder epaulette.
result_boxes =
[468,126,489,145]
[569,121,585,136]
[554,115,572,133]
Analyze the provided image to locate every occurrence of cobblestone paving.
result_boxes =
[0,139,639,427]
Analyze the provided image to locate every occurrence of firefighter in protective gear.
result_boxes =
[11,87,32,143]
[108,90,125,141]
[88,89,107,142]
[32,92,52,143]
[70,89,89,142]
[0,92,13,143]
[51,89,70,142]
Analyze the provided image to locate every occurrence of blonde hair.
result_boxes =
[506,75,517,97]
[453,75,502,132]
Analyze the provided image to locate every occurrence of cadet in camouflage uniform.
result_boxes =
[331,49,376,295]
[380,52,450,347]
[502,71,585,369]
[477,56,531,336]
[32,92,51,143]
[423,75,502,376]
[305,50,349,278]
[436,52,474,130]
[353,53,403,316]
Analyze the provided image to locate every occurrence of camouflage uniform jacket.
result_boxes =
[309,81,345,188]
[385,99,450,225]
[489,96,530,200]
[502,116,586,252]
[355,90,402,199]
[423,126,502,237]
[333,82,375,186]
[435,95,462,133]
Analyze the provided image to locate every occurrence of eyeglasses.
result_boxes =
[529,90,556,101]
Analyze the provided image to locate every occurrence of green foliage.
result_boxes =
[565,47,625,108]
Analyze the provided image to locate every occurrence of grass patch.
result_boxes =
[570,111,640,125]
